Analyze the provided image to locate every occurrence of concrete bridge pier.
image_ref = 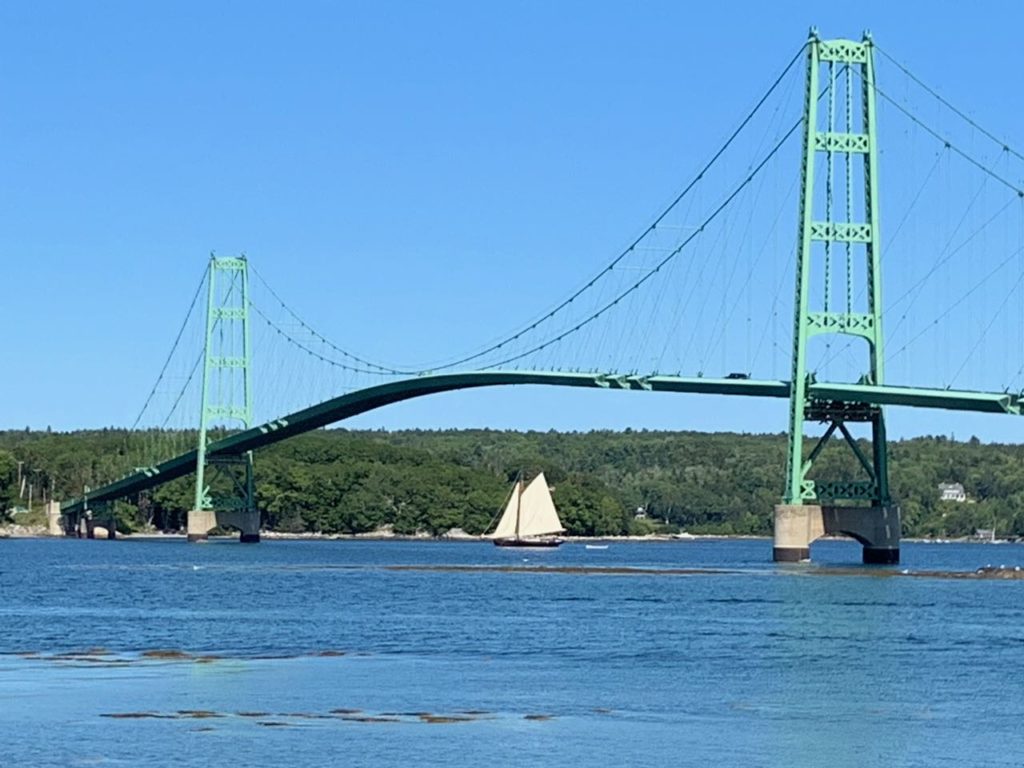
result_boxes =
[45,501,64,537]
[187,509,261,543]
[79,515,116,540]
[773,504,901,564]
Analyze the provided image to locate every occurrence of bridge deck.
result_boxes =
[61,371,1022,515]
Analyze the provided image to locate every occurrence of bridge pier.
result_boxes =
[187,509,261,543]
[45,501,63,537]
[773,504,901,564]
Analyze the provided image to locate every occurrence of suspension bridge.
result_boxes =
[54,31,1024,563]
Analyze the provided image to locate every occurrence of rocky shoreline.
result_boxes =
[4,522,1024,546]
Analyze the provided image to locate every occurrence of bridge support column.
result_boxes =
[190,256,258,544]
[187,509,217,542]
[45,501,63,537]
[823,505,901,564]
[219,509,261,543]
[773,504,824,562]
[188,509,260,543]
[773,503,901,563]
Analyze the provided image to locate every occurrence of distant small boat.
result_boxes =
[585,544,609,550]
[486,472,564,548]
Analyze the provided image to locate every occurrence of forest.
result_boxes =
[3,427,1024,538]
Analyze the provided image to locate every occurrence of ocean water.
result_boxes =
[2,537,1024,767]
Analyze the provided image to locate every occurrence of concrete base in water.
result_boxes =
[772,504,824,563]
[187,508,261,543]
[772,545,811,563]
[45,501,64,537]
[773,503,902,564]
[187,509,217,543]
[864,546,900,565]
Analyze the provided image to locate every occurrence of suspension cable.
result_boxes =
[874,86,1023,197]
[131,265,207,429]
[249,264,410,375]
[886,242,1024,364]
[876,44,1024,164]
[249,301,409,376]
[245,42,807,376]
[848,52,1023,197]
[160,350,204,429]
[416,42,808,372]
[947,268,1024,387]
[479,117,804,370]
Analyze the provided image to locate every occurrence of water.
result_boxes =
[2,537,1024,767]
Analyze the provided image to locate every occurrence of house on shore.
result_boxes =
[938,482,967,503]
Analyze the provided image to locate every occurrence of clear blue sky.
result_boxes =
[4,1,1024,442]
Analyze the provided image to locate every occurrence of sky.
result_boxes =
[4,0,1024,442]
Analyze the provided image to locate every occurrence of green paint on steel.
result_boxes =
[193,256,256,516]
[60,371,1024,517]
[784,31,891,505]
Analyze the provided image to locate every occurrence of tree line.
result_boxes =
[3,427,1024,538]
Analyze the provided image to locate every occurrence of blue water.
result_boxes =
[2,538,1024,767]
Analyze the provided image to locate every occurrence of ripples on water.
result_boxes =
[2,538,1024,767]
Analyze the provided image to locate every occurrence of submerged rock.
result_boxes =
[141,649,192,660]
[974,565,1024,579]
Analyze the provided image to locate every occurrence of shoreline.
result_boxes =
[2,527,1021,545]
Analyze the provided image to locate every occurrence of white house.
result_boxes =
[938,482,967,502]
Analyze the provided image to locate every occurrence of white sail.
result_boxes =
[487,480,521,539]
[516,472,565,537]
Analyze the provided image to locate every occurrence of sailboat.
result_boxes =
[486,472,565,547]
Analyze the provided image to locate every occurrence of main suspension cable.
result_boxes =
[416,42,808,372]
[479,117,804,370]
[245,42,808,377]
[249,265,412,375]
[131,265,208,430]
[876,44,1024,164]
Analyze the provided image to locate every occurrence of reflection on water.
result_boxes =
[2,538,1024,767]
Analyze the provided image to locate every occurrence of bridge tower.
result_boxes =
[774,31,901,563]
[187,255,260,543]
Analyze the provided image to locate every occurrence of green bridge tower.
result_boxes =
[774,31,901,564]
[187,255,261,542]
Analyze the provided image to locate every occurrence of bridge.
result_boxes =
[57,31,1024,563]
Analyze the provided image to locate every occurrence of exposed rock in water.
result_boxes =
[141,649,192,660]
[974,565,1024,579]
[440,528,476,541]
[418,714,475,724]
[101,712,174,719]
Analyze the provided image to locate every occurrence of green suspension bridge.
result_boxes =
[56,31,1024,563]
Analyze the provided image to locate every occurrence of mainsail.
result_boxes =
[487,472,564,539]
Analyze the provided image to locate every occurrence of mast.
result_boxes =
[514,474,523,540]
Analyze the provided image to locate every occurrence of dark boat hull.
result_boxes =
[493,537,562,548]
